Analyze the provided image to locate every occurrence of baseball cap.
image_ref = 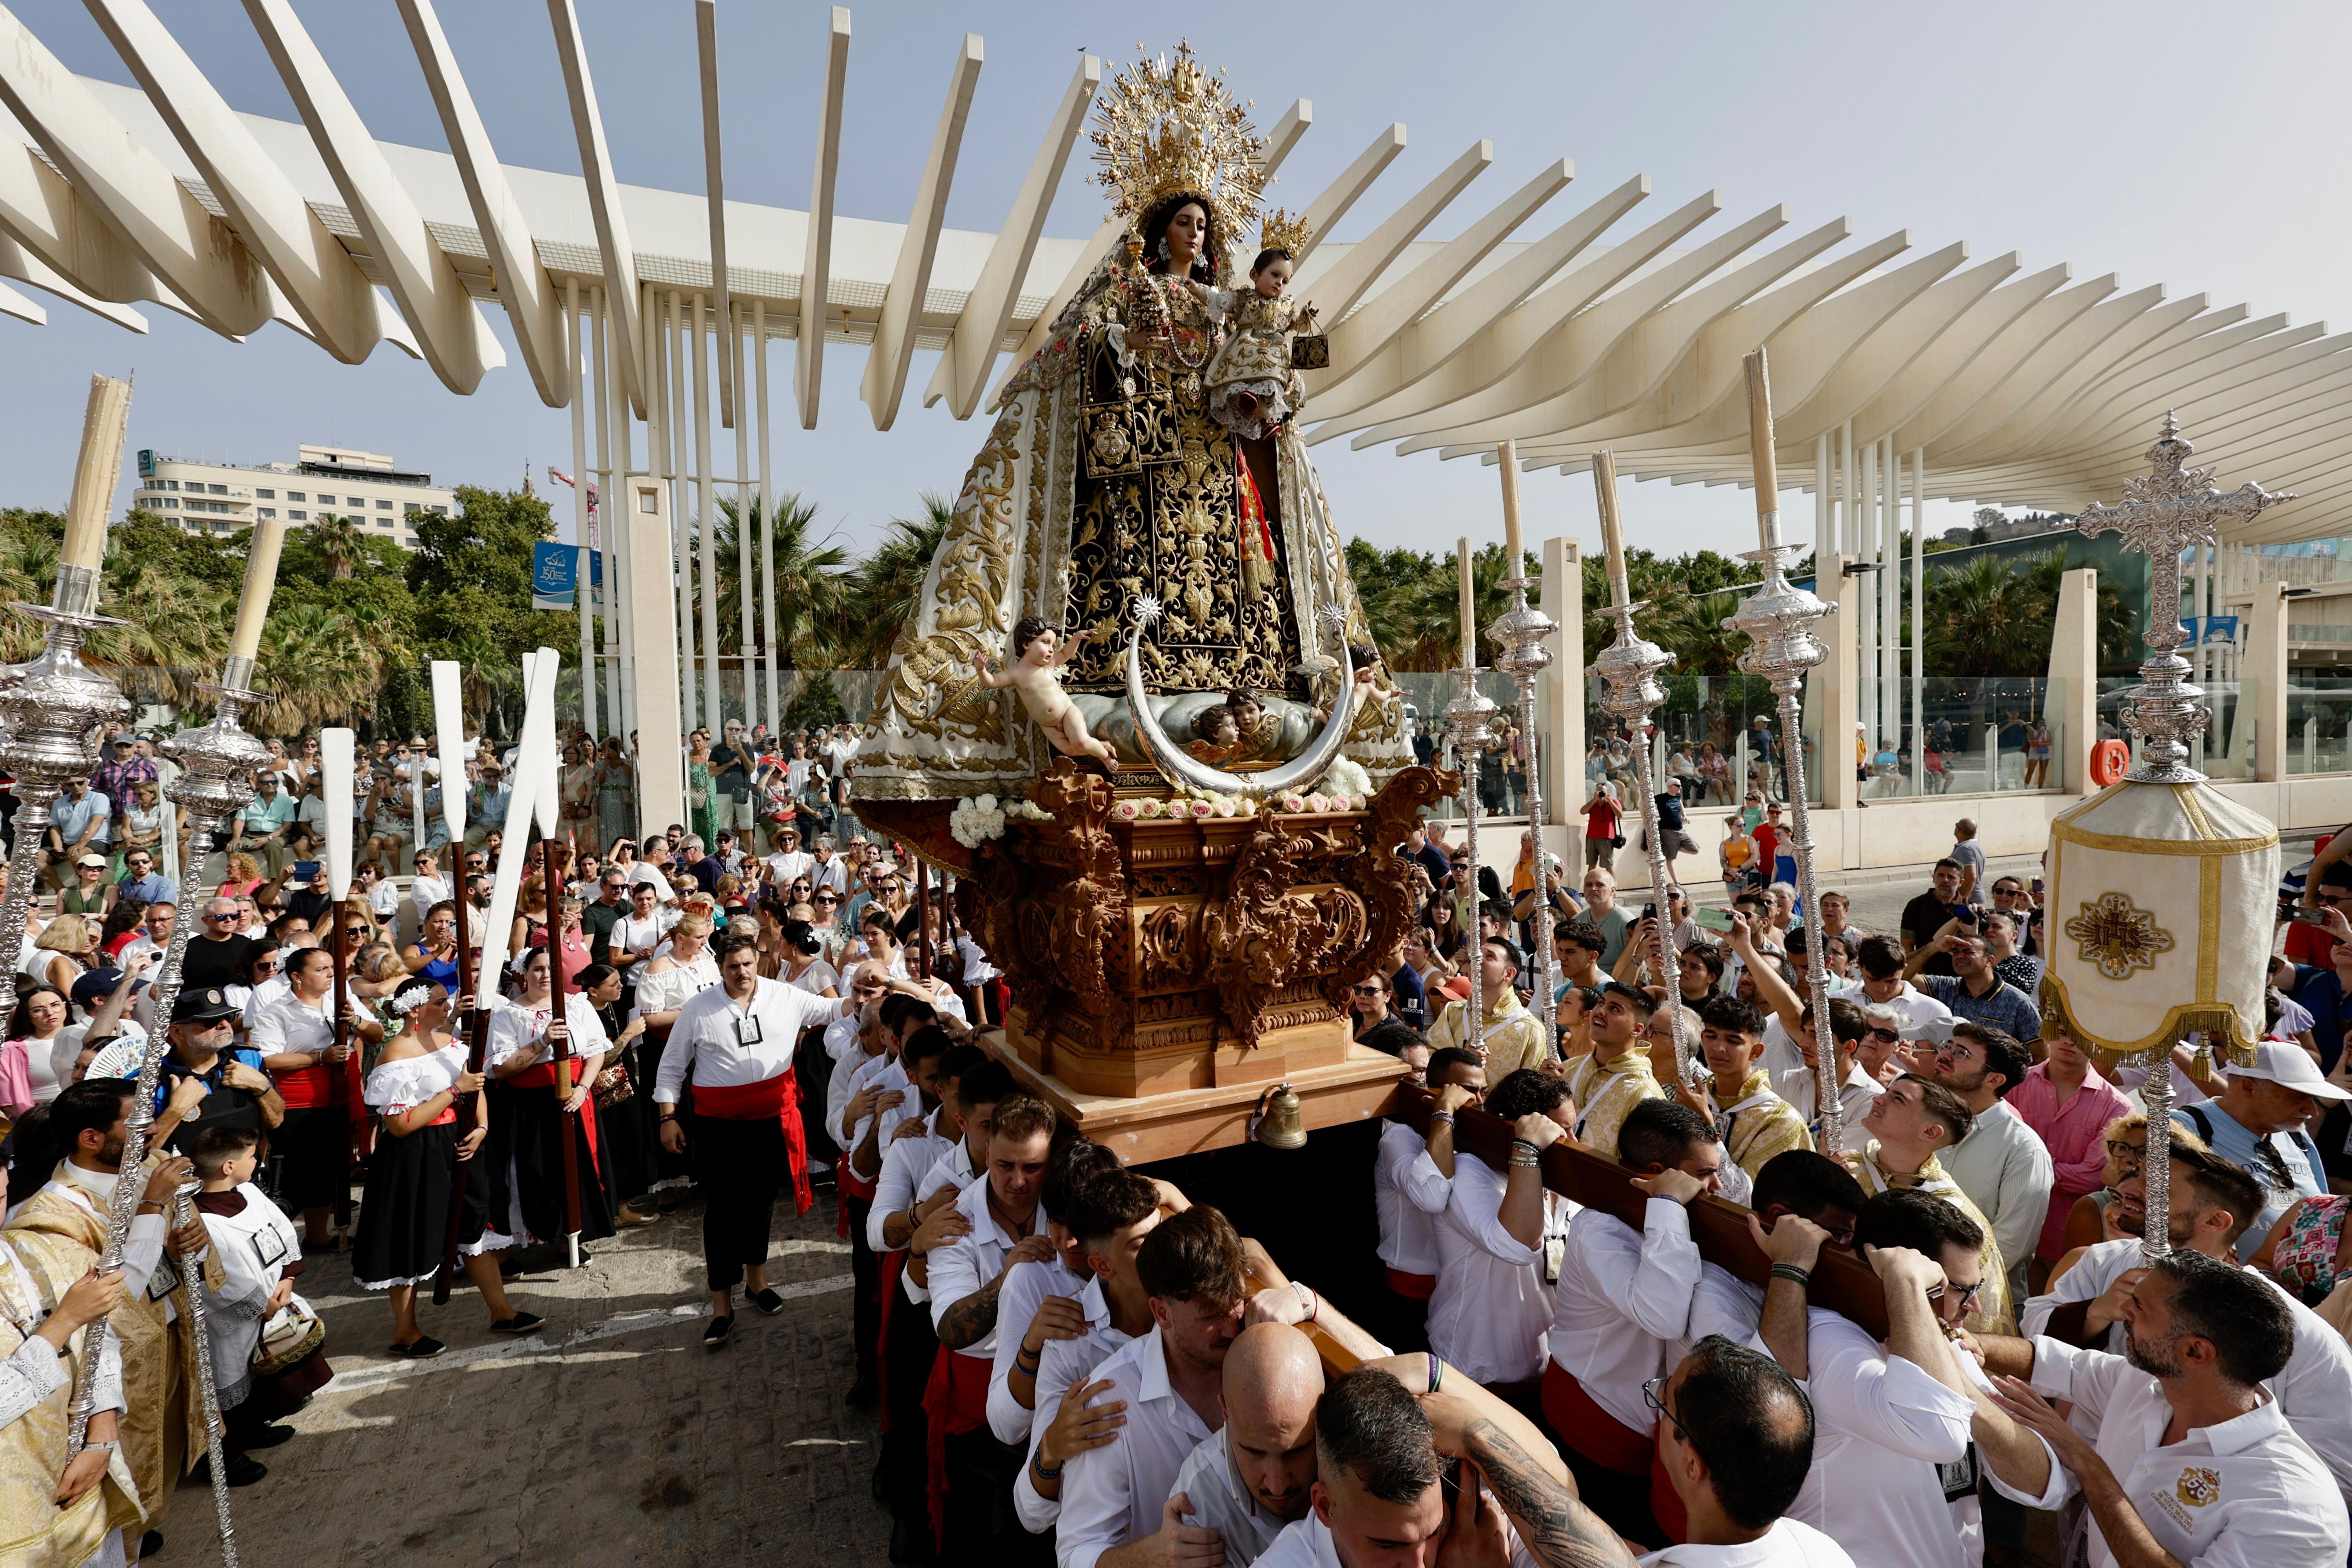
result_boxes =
[75,854,106,869]
[170,987,240,1025]
[71,968,146,1011]
[2229,1040,2352,1102]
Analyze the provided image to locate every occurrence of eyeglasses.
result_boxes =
[2105,1138,2146,1162]
[1926,1279,1985,1310]
[1641,1378,1715,1470]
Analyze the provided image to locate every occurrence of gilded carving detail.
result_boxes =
[2066,891,2177,981]
[1203,815,1362,1053]
[1136,903,1199,994]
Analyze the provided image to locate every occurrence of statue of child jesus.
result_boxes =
[975,617,1117,770]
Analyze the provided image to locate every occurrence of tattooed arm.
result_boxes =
[934,1233,1057,1350]
[1364,1353,1636,1568]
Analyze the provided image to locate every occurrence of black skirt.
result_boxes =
[485,1079,616,1246]
[270,1105,348,1211]
[594,1041,663,1208]
[349,1120,508,1290]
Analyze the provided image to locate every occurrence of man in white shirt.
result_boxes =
[1544,1098,1721,1545]
[1851,935,1955,1034]
[837,992,940,1406]
[1408,1069,1575,1393]
[1253,1357,1631,1568]
[1055,1206,1249,1568]
[1975,1250,2350,1568]
[927,1094,1059,1566]
[653,931,852,1341]
[605,882,678,985]
[1926,1023,2052,1309]
[1644,1336,1859,1567]
[810,835,850,898]
[1740,930,1883,1155]
[988,1140,1124,1449]
[1752,1187,2052,1568]
[1374,1047,1483,1351]
[2019,1143,2352,1502]
[1018,1169,1166,1537]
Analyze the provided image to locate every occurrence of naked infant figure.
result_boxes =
[975,617,1117,771]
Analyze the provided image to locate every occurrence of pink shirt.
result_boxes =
[0,1038,35,1117]
[2007,1060,2134,1261]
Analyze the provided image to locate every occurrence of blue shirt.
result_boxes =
[2172,1099,2328,1262]
[2290,964,2352,1071]
[1391,964,1429,1032]
[1916,970,2043,1042]
[117,872,177,905]
[51,791,108,848]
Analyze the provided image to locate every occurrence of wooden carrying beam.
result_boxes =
[1388,1085,1891,1340]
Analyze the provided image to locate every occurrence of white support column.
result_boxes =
[1910,448,1925,797]
[667,289,696,732]
[567,277,596,744]
[2048,569,2099,798]
[1814,435,1829,553]
[608,287,639,744]
[622,473,685,832]
[1879,436,1899,753]
[1837,420,1853,558]
[591,287,619,740]
[2192,542,2210,685]
[732,303,754,731]
[757,300,780,732]
[693,292,722,730]
[1858,436,1877,744]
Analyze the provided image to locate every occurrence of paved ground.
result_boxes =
[153,1194,888,1568]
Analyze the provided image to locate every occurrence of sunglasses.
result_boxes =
[1865,1027,1901,1042]
[815,894,839,904]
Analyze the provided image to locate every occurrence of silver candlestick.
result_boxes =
[65,658,266,1470]
[172,1180,240,1568]
[1589,590,1696,1089]
[2072,414,2291,1262]
[1489,577,1561,1055]
[0,565,130,1028]
[1441,670,1500,1051]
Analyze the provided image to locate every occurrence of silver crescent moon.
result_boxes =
[1123,625,1354,800]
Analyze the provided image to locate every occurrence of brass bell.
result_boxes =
[1255,1082,1307,1150]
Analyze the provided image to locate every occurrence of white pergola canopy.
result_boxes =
[0,2,2338,545]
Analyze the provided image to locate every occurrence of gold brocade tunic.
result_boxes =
[1057,268,1302,696]
[6,1170,219,1528]
[1718,1068,1815,1180]
[1847,1144,2014,1336]
[0,1225,141,1568]
[1564,1046,1666,1160]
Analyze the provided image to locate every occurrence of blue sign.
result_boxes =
[531,542,604,611]
[2185,614,2239,646]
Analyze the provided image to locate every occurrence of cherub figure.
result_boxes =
[975,617,1116,770]
[1186,702,1244,766]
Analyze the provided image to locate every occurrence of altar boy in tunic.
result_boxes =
[655,928,859,1344]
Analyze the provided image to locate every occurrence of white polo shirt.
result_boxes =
[919,1136,979,1203]
[1055,1325,1219,1568]
[2020,1236,2136,1352]
[826,1043,882,1149]
[1546,1198,1703,1434]
[1993,1336,2349,1568]
[927,1174,1046,1362]
[987,1256,1092,1446]
[1412,1151,1565,1386]
[1374,1119,1443,1277]
[867,1108,954,1301]
[650,975,840,1103]
[840,1052,915,1155]
[1255,1510,1539,1568]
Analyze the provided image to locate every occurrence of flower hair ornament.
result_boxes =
[385,985,438,1019]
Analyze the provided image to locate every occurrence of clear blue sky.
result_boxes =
[2,0,2341,565]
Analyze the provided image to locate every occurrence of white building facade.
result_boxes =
[131,443,454,549]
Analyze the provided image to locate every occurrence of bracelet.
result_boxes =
[1428,1111,1454,1127]
[1426,1351,1443,1395]
[1032,1451,1063,1482]
[1769,1263,1812,1287]
[1509,1138,1539,1154]
[1017,1346,1041,1370]
[79,1439,117,1454]
[659,1114,680,1125]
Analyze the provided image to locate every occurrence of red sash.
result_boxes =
[837,1153,879,1239]
[697,1073,814,1217]
[876,1248,908,1432]
[1383,1267,1436,1301]
[922,1346,990,1548]
[1541,1360,1652,1475]
[1649,1445,1688,1545]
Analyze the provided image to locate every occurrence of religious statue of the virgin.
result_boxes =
[853,45,1413,806]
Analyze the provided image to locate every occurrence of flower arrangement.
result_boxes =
[950,795,1008,849]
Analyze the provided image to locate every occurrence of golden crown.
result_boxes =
[1090,42,1267,273]
[1259,207,1311,257]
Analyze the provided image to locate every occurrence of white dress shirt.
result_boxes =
[482,992,609,1072]
[1784,1308,1984,1568]
[764,849,814,888]
[1412,1151,1562,1386]
[927,1174,1046,1361]
[2021,1236,2136,1352]
[919,1136,978,1202]
[1991,1336,2350,1568]
[823,1010,864,1062]
[1547,1199,1703,1434]
[1938,1098,2054,1296]
[1015,1283,1129,1534]
[1373,1119,1443,1277]
[1636,1518,1856,1566]
[1055,1325,1221,1568]
[409,873,452,923]
[1684,1260,1767,1356]
[1762,1030,1882,1155]
[651,976,840,1103]
[840,1053,915,1155]
[988,1257,1091,1446]
[870,1110,955,1305]
[1170,1427,1293,1567]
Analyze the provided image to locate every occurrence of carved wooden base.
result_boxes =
[956,762,1454,1103]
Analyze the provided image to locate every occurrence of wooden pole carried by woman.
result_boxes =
[322,728,358,1240]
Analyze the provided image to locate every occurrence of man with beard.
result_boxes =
[1973,1250,2348,1568]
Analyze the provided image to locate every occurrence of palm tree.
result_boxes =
[306,515,367,581]
[831,491,952,668]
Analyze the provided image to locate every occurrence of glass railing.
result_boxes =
[2288,677,2352,776]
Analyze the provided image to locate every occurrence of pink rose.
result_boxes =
[1189,799,1215,819]
[1113,800,1140,822]
[1278,793,1307,814]
[1306,792,1329,814]
[1139,798,1165,819]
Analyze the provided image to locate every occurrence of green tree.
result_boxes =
[831,491,952,669]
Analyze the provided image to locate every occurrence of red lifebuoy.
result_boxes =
[2089,739,2130,787]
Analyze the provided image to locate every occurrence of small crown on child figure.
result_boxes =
[1260,207,1312,255]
